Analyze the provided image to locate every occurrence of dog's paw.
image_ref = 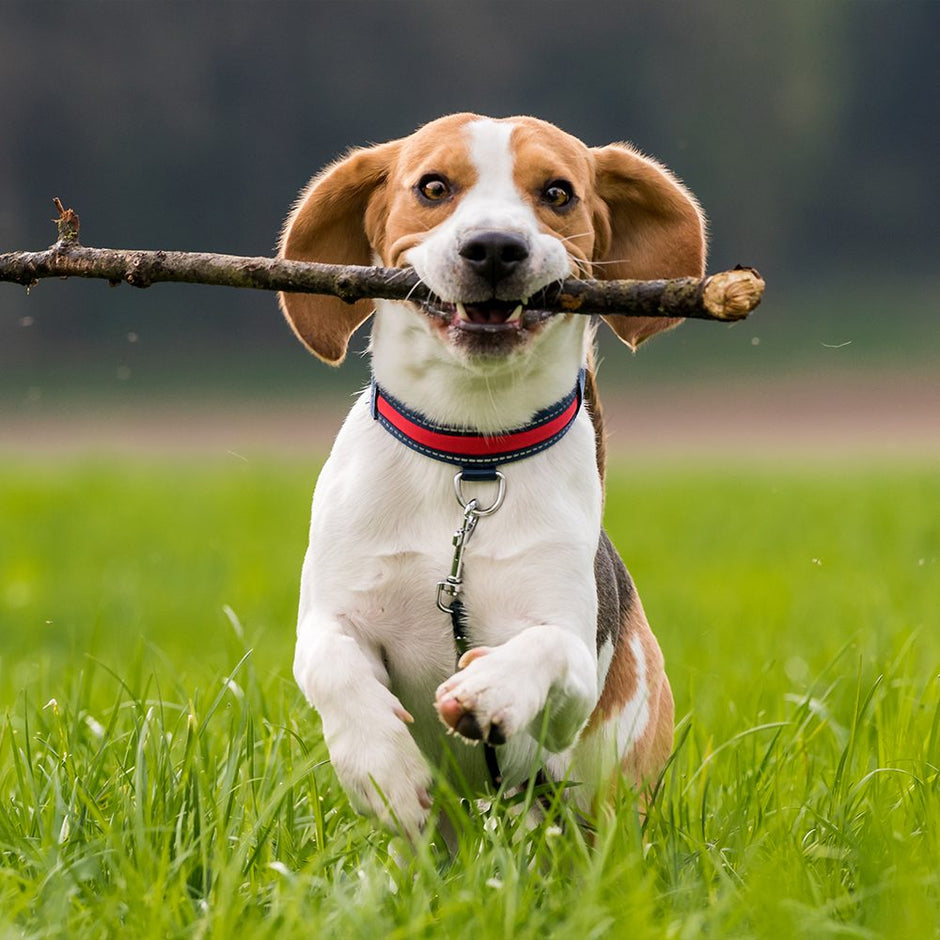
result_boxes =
[434,646,540,746]
[327,713,433,838]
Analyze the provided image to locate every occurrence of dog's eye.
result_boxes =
[541,180,575,210]
[417,174,452,203]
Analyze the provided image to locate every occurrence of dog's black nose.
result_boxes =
[458,231,530,287]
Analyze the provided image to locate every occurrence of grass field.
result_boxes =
[1,458,937,938]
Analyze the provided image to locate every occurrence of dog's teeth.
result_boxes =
[509,305,523,321]
[455,302,468,321]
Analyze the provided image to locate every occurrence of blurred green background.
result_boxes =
[0,0,937,455]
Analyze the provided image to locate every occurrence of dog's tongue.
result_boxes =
[461,301,520,325]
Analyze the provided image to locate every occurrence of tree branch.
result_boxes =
[0,201,764,322]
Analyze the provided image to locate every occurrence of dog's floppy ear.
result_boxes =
[278,140,401,364]
[591,144,706,349]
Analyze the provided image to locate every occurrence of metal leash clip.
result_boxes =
[436,471,506,615]
[436,499,479,614]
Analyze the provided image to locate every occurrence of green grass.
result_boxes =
[1,458,937,937]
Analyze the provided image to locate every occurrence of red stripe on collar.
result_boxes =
[370,371,585,475]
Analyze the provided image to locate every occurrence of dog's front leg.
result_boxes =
[294,615,433,836]
[434,625,597,752]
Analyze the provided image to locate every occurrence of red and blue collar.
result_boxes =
[371,370,585,481]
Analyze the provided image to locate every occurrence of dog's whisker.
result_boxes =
[403,277,433,306]
[567,254,593,278]
[559,231,594,244]
[585,257,632,268]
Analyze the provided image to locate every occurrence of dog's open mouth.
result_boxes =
[423,299,553,333]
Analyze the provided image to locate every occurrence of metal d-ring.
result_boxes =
[453,470,506,517]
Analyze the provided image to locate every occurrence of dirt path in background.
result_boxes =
[2,370,938,461]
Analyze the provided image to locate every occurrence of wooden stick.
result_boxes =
[0,200,764,322]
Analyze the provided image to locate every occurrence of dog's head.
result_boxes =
[278,113,705,365]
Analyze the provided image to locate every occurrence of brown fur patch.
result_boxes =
[586,588,643,731]
[585,570,675,788]
[622,631,674,788]
[582,360,607,489]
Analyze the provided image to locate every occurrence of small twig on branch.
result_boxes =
[51,197,81,242]
[0,200,764,322]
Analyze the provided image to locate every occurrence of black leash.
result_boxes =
[446,596,503,789]
[436,474,507,790]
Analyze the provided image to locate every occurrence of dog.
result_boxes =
[278,114,705,836]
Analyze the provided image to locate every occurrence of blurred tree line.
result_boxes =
[1,0,938,392]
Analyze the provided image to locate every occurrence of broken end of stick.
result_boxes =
[52,198,81,244]
[702,267,764,321]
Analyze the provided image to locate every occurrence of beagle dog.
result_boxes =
[279,114,705,836]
